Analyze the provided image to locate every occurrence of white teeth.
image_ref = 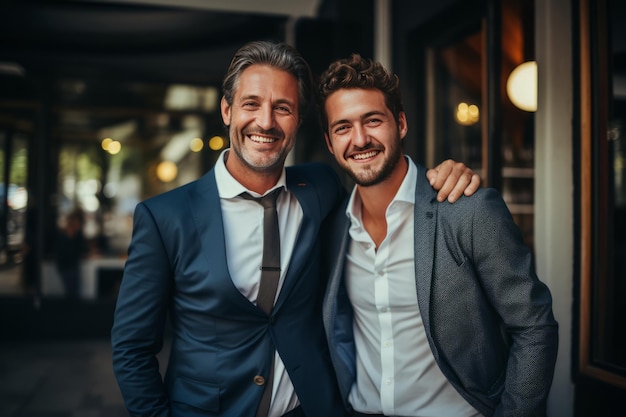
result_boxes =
[352,151,378,160]
[249,135,276,143]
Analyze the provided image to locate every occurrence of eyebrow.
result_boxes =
[275,98,297,109]
[329,110,386,129]
[238,94,296,109]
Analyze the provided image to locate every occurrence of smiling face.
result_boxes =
[221,64,300,182]
[324,88,408,187]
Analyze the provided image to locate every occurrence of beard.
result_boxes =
[229,125,292,172]
[344,135,404,187]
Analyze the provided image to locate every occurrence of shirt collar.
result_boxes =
[396,156,417,205]
[345,155,417,223]
[214,149,287,198]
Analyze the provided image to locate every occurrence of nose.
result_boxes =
[257,104,275,130]
[352,124,370,148]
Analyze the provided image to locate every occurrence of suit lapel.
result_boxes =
[413,165,438,337]
[272,169,319,311]
[188,170,227,269]
[187,170,261,314]
[322,199,350,330]
[322,199,355,400]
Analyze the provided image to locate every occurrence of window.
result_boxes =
[578,0,626,387]
[0,76,226,299]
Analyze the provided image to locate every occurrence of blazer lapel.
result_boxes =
[271,170,319,311]
[413,165,439,338]
[188,170,225,264]
[322,199,350,330]
[322,199,355,402]
[188,170,261,314]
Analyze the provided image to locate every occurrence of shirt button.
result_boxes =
[254,375,265,386]
[385,379,392,385]
[381,307,388,313]
[384,341,391,347]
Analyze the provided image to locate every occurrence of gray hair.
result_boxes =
[222,41,313,121]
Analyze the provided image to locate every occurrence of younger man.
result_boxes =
[320,54,558,417]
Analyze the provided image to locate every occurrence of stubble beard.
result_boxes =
[229,125,291,173]
[345,138,403,187]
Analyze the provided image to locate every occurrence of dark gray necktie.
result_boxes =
[241,187,281,417]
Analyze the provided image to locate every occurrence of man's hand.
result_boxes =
[426,159,481,203]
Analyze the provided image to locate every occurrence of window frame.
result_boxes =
[577,0,626,388]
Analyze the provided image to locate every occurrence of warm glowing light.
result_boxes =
[101,137,113,150]
[455,102,480,126]
[189,137,204,152]
[506,61,537,112]
[156,161,178,183]
[107,140,122,155]
[209,135,226,151]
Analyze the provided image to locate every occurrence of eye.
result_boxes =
[275,105,293,115]
[365,118,382,126]
[242,101,259,109]
[333,125,349,135]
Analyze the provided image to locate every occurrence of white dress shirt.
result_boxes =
[345,157,481,417]
[215,149,303,417]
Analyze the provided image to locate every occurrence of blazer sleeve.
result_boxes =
[111,202,172,417]
[470,189,558,417]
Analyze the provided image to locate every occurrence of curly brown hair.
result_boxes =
[317,54,404,133]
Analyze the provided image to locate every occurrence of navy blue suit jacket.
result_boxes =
[112,162,347,417]
[322,163,558,417]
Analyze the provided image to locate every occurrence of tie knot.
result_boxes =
[241,187,282,209]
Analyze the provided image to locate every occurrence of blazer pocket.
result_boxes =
[171,376,220,412]
[442,228,469,267]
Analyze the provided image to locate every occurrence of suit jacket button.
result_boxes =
[254,375,265,386]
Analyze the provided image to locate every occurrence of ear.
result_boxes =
[324,132,334,154]
[398,112,408,140]
[220,96,231,126]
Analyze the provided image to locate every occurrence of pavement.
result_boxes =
[0,259,165,416]
[0,338,130,417]
[0,295,172,417]
[0,337,173,417]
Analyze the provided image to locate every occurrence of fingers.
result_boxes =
[427,160,481,203]
[464,174,481,197]
[427,159,454,190]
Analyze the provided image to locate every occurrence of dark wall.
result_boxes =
[293,0,374,185]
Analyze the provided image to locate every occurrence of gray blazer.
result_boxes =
[322,163,558,417]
